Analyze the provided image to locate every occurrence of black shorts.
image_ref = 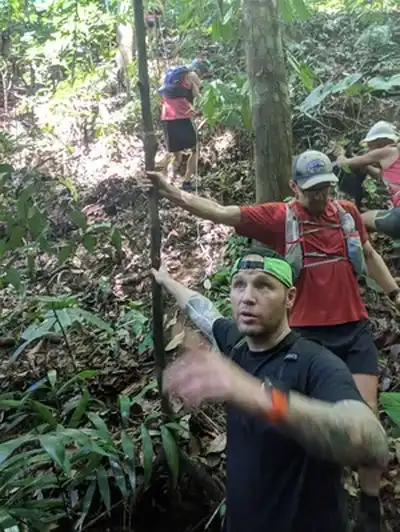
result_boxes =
[163,119,197,153]
[374,208,400,239]
[293,319,378,375]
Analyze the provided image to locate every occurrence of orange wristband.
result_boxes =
[262,381,289,423]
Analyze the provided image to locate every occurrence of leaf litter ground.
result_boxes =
[2,10,400,532]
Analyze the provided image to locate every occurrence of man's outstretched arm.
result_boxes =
[147,171,241,225]
[165,338,389,469]
[152,266,221,342]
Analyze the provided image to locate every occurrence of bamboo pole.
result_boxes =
[133,0,169,414]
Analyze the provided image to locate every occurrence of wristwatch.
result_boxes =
[388,288,400,302]
[262,377,289,423]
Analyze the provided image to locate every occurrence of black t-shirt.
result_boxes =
[212,318,363,532]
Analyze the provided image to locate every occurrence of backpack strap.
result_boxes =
[228,337,247,360]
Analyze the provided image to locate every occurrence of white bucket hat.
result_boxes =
[361,120,399,144]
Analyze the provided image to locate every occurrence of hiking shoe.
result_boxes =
[354,493,381,532]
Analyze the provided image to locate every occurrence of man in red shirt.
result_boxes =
[147,150,400,532]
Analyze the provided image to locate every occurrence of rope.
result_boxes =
[193,121,214,279]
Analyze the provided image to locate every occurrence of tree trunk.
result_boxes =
[133,0,169,416]
[243,0,292,203]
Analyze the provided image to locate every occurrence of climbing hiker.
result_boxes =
[153,247,388,532]
[145,7,162,52]
[158,58,211,190]
[336,120,400,240]
[147,149,400,531]
[116,23,135,93]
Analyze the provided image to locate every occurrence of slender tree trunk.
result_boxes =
[133,0,169,415]
[243,0,292,203]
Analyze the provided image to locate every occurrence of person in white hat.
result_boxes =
[336,120,400,240]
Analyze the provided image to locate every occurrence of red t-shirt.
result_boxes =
[236,200,369,327]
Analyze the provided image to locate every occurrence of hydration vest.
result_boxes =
[284,200,365,282]
[157,65,193,102]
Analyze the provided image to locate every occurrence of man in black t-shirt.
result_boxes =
[153,247,388,532]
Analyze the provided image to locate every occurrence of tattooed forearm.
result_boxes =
[282,395,389,468]
[185,294,222,342]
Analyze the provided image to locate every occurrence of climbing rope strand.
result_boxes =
[194,121,214,278]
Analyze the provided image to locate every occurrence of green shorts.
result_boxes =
[374,208,400,239]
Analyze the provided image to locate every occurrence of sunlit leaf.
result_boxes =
[119,395,131,423]
[47,369,57,389]
[381,393,400,427]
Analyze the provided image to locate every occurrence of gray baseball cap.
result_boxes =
[292,150,338,190]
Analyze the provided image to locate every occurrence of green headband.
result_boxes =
[230,257,293,288]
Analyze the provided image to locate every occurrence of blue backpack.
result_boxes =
[157,65,193,101]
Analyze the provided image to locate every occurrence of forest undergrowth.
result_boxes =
[0,7,400,532]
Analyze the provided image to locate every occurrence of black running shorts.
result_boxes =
[293,319,378,375]
[163,119,197,153]
[374,208,400,239]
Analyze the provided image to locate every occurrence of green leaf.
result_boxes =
[56,370,98,396]
[0,399,23,409]
[96,465,111,512]
[141,424,153,487]
[30,401,58,428]
[380,392,400,427]
[53,308,75,330]
[28,208,46,237]
[59,244,74,264]
[0,163,13,177]
[72,453,102,485]
[39,434,68,473]
[70,208,87,231]
[83,234,97,252]
[4,268,21,290]
[110,458,129,498]
[160,425,179,489]
[82,479,96,515]
[87,412,110,440]
[119,395,131,423]
[0,435,32,465]
[111,228,122,252]
[8,226,25,249]
[47,369,57,389]
[68,390,90,428]
[75,308,113,334]
[121,431,135,464]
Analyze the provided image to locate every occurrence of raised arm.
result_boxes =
[336,146,393,169]
[152,266,222,342]
[146,172,241,225]
[164,336,389,469]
